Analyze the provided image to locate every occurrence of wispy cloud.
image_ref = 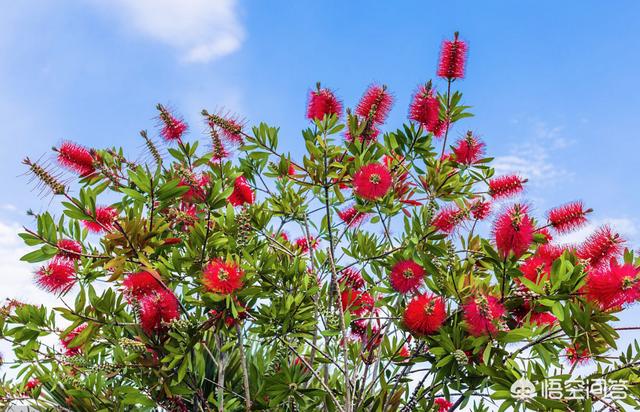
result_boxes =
[553,217,639,247]
[97,0,245,63]
[493,121,573,187]
[0,220,59,307]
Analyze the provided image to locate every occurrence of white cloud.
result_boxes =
[0,220,59,307]
[493,121,573,186]
[98,0,245,63]
[553,217,640,247]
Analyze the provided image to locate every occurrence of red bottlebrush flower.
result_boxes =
[452,133,485,165]
[157,105,187,142]
[433,205,467,234]
[585,259,640,310]
[470,199,491,220]
[82,206,117,233]
[403,294,446,335]
[122,271,164,300]
[35,258,76,294]
[139,290,180,334]
[577,226,625,268]
[227,176,255,206]
[341,289,374,316]
[409,83,440,131]
[60,324,87,356]
[355,84,393,124]
[279,232,290,243]
[565,344,591,366]
[520,244,564,285]
[56,239,82,260]
[547,201,591,233]
[437,32,468,79]
[179,173,210,203]
[307,86,342,120]
[463,295,506,337]
[202,259,244,295]
[352,163,392,201]
[339,268,365,290]
[352,306,382,338]
[345,124,380,144]
[398,344,410,359]
[493,204,534,258]
[390,260,425,293]
[529,311,557,326]
[207,113,244,145]
[295,236,318,253]
[435,397,454,412]
[57,141,95,176]
[432,119,448,138]
[25,378,40,393]
[488,175,526,199]
[337,205,368,228]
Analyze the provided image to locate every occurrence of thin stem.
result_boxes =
[235,323,252,411]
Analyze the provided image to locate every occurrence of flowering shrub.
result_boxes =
[2,32,640,411]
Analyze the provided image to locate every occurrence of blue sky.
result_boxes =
[0,0,639,367]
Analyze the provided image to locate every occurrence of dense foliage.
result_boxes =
[2,33,639,412]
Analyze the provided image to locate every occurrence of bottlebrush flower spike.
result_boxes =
[82,206,118,233]
[60,324,87,356]
[25,378,40,393]
[209,128,230,161]
[356,84,394,124]
[577,226,625,268]
[56,141,96,176]
[452,131,485,165]
[352,163,392,201]
[202,259,244,295]
[35,258,76,294]
[337,205,368,228]
[178,172,210,203]
[463,295,506,336]
[519,244,564,286]
[433,205,467,234]
[341,289,374,316]
[307,84,342,120]
[470,199,491,220]
[493,204,534,258]
[565,344,591,366]
[204,110,244,145]
[398,345,410,359]
[403,294,446,335]
[156,104,187,142]
[529,311,558,326]
[585,259,640,310]
[339,268,365,290]
[437,32,468,79]
[488,175,526,199]
[390,260,425,293]
[432,119,448,138]
[409,81,440,132]
[122,271,164,300]
[139,290,180,335]
[435,398,454,412]
[295,236,318,253]
[56,239,82,260]
[547,201,592,233]
[227,176,255,206]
